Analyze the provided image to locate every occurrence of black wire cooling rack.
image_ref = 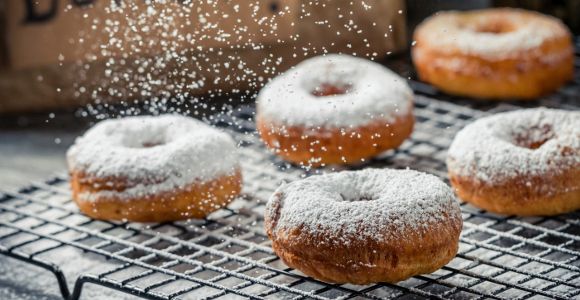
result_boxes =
[1,43,579,300]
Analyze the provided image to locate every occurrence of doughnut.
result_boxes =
[412,8,574,100]
[264,169,462,284]
[67,115,242,222]
[256,54,414,167]
[447,108,580,216]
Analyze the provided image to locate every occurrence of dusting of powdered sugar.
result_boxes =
[265,169,461,246]
[67,115,239,200]
[415,9,570,60]
[447,108,580,185]
[256,54,414,128]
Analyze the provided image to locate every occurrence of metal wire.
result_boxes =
[1,53,579,300]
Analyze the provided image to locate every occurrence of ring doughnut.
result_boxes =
[447,108,580,216]
[67,115,242,222]
[257,54,414,167]
[264,169,462,284]
[412,8,574,100]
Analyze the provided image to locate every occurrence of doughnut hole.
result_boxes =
[512,124,555,150]
[141,142,163,148]
[122,135,168,149]
[311,83,351,97]
[340,193,377,202]
[474,21,516,34]
[459,18,516,34]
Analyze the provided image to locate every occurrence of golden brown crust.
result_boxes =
[412,10,574,100]
[70,169,242,222]
[265,204,462,284]
[256,108,414,167]
[449,168,580,216]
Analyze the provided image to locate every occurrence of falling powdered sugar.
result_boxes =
[265,168,461,247]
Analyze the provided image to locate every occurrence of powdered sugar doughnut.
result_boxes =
[67,115,242,222]
[265,169,462,284]
[256,54,414,166]
[447,108,580,216]
[413,8,574,100]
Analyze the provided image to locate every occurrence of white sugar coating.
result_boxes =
[256,54,414,128]
[67,115,239,199]
[415,9,571,60]
[447,108,580,185]
[265,169,461,246]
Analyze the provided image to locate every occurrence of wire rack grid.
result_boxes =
[1,41,579,300]
[1,94,580,300]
